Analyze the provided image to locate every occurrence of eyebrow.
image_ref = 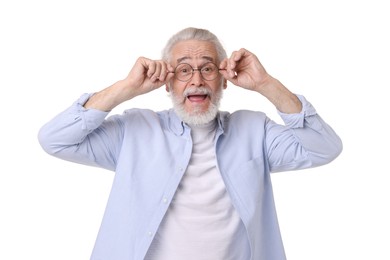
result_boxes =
[176,56,214,64]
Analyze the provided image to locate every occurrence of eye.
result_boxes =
[201,63,216,74]
[176,64,192,75]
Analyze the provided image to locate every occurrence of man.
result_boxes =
[38,27,342,260]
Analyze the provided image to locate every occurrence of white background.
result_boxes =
[1,0,389,259]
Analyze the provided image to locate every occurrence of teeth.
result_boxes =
[188,93,203,96]
[183,87,211,98]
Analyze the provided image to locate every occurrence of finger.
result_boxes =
[235,48,249,61]
[219,65,236,82]
[228,50,239,69]
[229,49,247,68]
[147,61,156,78]
[219,58,228,70]
[146,61,171,83]
[149,62,163,82]
[226,58,237,78]
[167,63,174,73]
[219,59,231,79]
[159,63,175,82]
[157,62,171,81]
[223,72,239,86]
[165,71,175,82]
[228,69,237,80]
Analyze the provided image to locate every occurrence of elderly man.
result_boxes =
[38,27,342,260]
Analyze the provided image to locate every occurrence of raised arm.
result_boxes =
[219,48,302,114]
[38,57,174,169]
[85,57,174,111]
[219,48,342,171]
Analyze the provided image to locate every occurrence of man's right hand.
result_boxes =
[84,57,174,111]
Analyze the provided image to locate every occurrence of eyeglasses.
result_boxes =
[174,62,221,82]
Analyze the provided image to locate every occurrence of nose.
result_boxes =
[189,69,204,86]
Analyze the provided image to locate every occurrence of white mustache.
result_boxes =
[183,87,212,98]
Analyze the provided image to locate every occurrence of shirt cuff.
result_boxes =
[73,93,109,131]
[277,94,317,128]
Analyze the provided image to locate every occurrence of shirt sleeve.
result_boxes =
[267,95,343,172]
[37,93,119,171]
[277,95,317,128]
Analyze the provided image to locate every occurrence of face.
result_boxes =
[166,40,227,125]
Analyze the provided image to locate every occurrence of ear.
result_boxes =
[223,79,228,89]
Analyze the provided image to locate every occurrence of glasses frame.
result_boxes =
[173,62,221,82]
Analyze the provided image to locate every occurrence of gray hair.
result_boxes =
[161,27,227,63]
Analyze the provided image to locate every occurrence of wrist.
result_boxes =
[84,80,136,111]
[253,74,277,94]
[255,77,302,114]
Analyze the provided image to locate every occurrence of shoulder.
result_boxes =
[217,110,270,138]
[105,108,169,126]
[113,108,169,120]
[219,110,268,125]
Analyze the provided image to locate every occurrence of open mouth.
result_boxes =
[187,94,208,102]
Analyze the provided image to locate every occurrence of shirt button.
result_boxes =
[148,231,153,237]
[163,198,168,204]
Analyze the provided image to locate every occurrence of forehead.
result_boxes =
[171,40,218,65]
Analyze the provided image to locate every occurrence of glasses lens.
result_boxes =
[200,62,218,81]
[174,62,219,81]
[175,63,193,81]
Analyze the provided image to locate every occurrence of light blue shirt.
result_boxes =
[38,93,342,260]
